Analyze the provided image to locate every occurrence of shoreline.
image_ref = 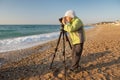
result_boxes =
[0,31,60,53]
[0,24,120,80]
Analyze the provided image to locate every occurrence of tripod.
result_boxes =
[49,24,72,79]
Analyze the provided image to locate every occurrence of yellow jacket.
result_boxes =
[64,17,85,45]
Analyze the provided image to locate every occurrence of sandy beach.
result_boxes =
[0,24,120,80]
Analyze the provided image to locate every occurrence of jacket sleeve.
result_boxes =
[64,18,83,32]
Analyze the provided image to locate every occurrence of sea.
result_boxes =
[0,25,93,52]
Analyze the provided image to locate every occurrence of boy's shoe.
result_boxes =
[69,66,82,73]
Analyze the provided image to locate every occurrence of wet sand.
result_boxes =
[0,24,120,80]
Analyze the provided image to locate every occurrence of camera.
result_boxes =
[59,17,64,28]
[59,17,63,23]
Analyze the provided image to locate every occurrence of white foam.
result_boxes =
[0,32,60,52]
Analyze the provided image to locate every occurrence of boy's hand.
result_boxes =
[62,17,67,25]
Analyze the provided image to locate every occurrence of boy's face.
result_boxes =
[65,16,72,22]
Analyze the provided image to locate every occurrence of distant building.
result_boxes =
[115,20,120,25]
[94,20,120,26]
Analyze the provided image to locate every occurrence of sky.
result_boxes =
[0,0,120,25]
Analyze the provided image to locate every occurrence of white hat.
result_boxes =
[64,10,76,18]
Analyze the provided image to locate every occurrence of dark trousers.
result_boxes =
[71,43,84,69]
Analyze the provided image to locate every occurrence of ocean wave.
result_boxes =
[0,32,60,52]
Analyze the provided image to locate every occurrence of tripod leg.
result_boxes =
[65,32,72,49]
[63,31,67,80]
[50,31,62,69]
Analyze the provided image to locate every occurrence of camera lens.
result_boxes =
[59,17,63,23]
